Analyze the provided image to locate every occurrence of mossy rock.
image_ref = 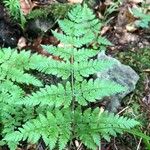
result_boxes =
[116,48,150,119]
[27,3,74,20]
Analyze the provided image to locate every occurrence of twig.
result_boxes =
[77,142,82,150]
[136,138,142,150]
[113,138,118,150]
[117,106,129,115]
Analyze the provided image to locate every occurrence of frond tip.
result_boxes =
[52,4,101,47]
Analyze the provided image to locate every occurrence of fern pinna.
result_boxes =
[1,4,139,150]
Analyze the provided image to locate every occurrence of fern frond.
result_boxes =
[3,0,20,19]
[58,18,100,37]
[74,79,126,105]
[68,4,99,28]
[42,45,98,62]
[1,4,140,150]
[52,30,95,48]
[35,60,71,79]
[1,66,42,86]
[0,48,72,83]
[73,60,115,80]
[0,48,42,86]
[4,109,72,150]
[73,48,98,61]
[98,36,113,46]
[18,82,72,107]
[18,78,125,108]
[0,80,24,99]
[0,80,24,124]
[42,45,73,61]
[75,108,140,149]
[52,4,101,47]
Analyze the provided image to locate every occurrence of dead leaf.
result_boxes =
[17,36,27,50]
[68,0,83,3]
[126,23,137,32]
[19,0,37,15]
[143,69,150,72]
[104,0,113,5]
[129,0,143,3]
[119,32,139,44]
[100,26,110,35]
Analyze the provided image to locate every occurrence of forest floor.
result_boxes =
[0,0,150,149]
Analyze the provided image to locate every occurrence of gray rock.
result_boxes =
[97,51,139,112]
[26,18,54,38]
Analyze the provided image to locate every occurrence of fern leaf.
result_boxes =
[0,80,24,99]
[52,30,95,47]
[1,66,42,86]
[74,79,126,105]
[0,49,42,86]
[4,109,72,150]
[0,48,72,82]
[73,59,115,80]
[33,59,71,79]
[42,45,98,62]
[42,45,73,61]
[73,48,98,61]
[98,36,113,46]
[75,108,139,149]
[52,4,101,47]
[19,82,72,107]
[7,141,18,150]
[58,18,100,37]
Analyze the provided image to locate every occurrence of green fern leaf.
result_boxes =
[1,4,140,150]
[19,82,72,107]
[4,109,72,150]
[75,108,139,149]
[42,45,98,62]
[74,79,126,105]
[98,36,113,46]
[52,4,101,47]
[73,59,115,80]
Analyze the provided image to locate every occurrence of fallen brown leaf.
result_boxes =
[100,26,110,35]
[68,0,83,3]
[129,0,143,3]
[143,69,150,72]
[17,36,27,50]
[19,0,37,15]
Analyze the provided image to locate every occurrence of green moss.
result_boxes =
[117,48,150,71]
[114,48,150,149]
[116,48,150,120]
[27,3,74,20]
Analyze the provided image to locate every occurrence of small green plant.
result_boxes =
[1,4,140,150]
[3,0,26,28]
[131,6,150,28]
